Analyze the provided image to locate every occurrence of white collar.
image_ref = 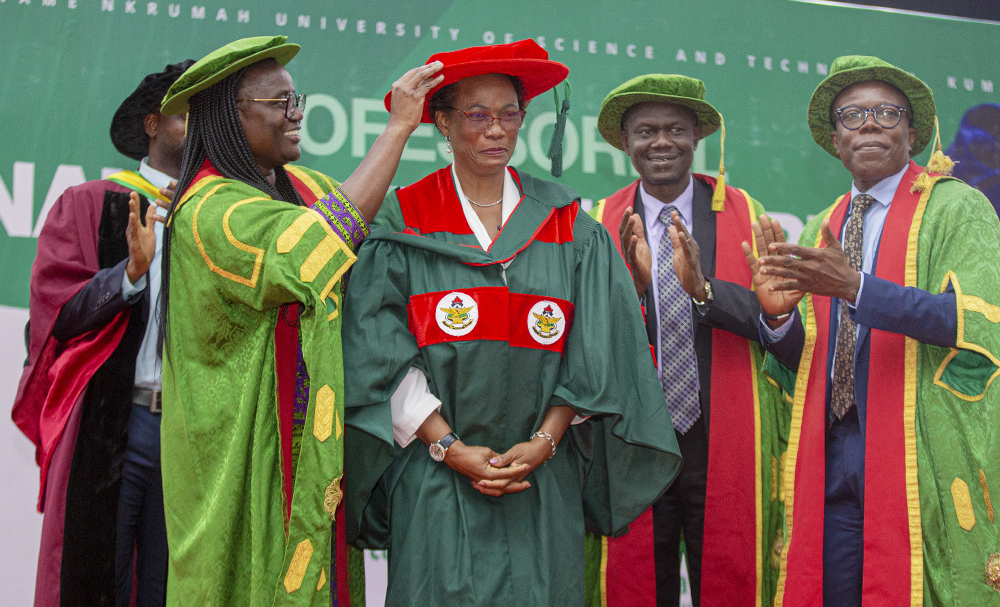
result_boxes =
[139,158,175,192]
[451,164,520,250]
[640,174,695,229]
[850,163,910,209]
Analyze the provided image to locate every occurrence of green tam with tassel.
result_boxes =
[807,55,936,158]
[598,74,728,210]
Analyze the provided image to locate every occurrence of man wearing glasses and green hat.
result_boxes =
[156,36,441,606]
[586,74,788,607]
[748,56,1000,607]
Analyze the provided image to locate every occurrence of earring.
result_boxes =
[446,136,452,154]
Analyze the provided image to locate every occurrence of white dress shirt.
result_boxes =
[639,175,694,383]
[120,159,171,389]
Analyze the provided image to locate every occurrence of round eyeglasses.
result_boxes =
[237,92,307,119]
[834,104,907,130]
[450,108,526,133]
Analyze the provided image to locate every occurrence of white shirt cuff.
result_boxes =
[761,313,795,342]
[121,270,147,300]
[848,272,865,311]
[390,368,442,448]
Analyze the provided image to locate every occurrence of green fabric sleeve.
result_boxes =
[911,180,1000,606]
[342,233,414,547]
[187,180,353,313]
[557,217,682,536]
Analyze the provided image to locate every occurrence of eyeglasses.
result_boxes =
[450,108,526,133]
[237,92,307,119]
[834,104,907,130]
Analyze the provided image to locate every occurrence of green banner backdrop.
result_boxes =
[0,0,997,311]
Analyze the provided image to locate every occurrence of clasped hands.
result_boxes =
[445,436,553,498]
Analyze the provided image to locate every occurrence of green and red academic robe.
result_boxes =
[161,161,365,607]
[767,163,1000,606]
[585,175,790,607]
[342,166,682,606]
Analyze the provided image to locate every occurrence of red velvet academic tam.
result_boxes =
[382,38,569,123]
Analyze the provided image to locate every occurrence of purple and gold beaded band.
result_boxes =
[314,187,370,250]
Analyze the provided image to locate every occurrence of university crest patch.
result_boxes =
[435,291,478,336]
[528,300,566,345]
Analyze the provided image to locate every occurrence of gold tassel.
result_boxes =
[927,116,955,175]
[711,114,726,212]
[912,116,954,193]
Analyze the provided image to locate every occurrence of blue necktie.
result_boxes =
[657,206,701,434]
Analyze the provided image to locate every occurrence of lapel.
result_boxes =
[690,178,717,277]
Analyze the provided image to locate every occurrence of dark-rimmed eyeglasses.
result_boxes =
[237,92,307,119]
[834,104,907,130]
[450,108,526,133]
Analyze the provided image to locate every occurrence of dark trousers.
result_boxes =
[652,418,709,607]
[823,407,865,607]
[115,404,168,607]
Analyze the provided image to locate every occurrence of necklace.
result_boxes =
[467,196,503,208]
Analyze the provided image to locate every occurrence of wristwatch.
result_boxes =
[429,432,460,462]
[692,279,714,306]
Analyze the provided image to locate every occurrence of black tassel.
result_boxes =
[546,82,571,177]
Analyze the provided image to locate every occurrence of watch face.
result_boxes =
[429,442,446,462]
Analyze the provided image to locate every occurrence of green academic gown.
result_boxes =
[162,161,366,607]
[343,166,682,606]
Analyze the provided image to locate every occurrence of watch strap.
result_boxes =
[437,431,459,450]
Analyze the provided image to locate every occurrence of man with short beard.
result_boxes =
[750,56,1000,607]
[13,59,193,607]
[586,74,788,607]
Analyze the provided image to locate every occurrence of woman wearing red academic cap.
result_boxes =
[343,40,681,605]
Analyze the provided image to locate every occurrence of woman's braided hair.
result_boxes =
[160,61,304,338]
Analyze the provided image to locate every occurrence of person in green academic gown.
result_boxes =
[342,39,682,606]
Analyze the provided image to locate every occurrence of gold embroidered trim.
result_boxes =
[987,553,1000,592]
[965,295,1000,323]
[286,165,327,202]
[952,478,977,531]
[278,212,319,253]
[283,539,314,593]
[747,340,765,607]
[192,190,267,288]
[982,469,995,524]
[301,235,340,282]
[933,272,1000,402]
[327,291,340,322]
[335,410,343,441]
[316,568,327,591]
[904,178,931,606]
[169,174,225,226]
[599,535,609,607]
[324,475,344,520]
[313,386,335,442]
